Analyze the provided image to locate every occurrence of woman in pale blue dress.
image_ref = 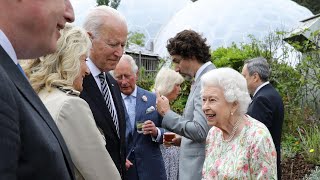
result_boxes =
[154,67,184,180]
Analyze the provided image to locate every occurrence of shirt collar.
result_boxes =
[121,85,137,99]
[195,61,212,81]
[86,57,102,77]
[0,29,18,64]
[253,81,269,97]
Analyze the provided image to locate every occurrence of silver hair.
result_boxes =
[110,54,138,77]
[154,68,184,96]
[121,54,138,74]
[83,5,127,38]
[244,57,270,82]
[200,67,251,115]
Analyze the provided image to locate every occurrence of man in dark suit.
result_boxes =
[112,55,167,180]
[0,0,75,179]
[242,57,284,179]
[80,6,128,179]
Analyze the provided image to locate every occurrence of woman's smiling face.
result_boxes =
[201,85,233,128]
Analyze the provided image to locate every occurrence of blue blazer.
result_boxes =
[0,46,74,179]
[126,87,166,180]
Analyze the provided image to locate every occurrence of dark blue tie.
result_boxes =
[17,63,27,78]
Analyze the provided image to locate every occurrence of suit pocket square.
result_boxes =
[146,106,155,114]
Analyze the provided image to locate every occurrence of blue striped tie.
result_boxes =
[98,72,119,137]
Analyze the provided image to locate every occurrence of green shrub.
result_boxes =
[281,133,302,159]
[303,166,320,180]
[298,125,320,164]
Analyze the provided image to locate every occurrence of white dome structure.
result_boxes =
[154,0,313,58]
[118,0,191,49]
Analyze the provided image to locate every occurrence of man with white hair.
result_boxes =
[80,6,128,179]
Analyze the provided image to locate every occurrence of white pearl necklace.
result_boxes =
[223,117,242,142]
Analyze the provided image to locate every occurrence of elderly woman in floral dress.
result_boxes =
[201,67,277,179]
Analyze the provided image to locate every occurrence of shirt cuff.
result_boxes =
[151,127,161,142]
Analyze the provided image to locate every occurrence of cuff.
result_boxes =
[151,127,161,142]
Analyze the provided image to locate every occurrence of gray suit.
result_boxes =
[161,63,215,180]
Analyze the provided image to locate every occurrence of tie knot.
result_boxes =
[98,72,105,81]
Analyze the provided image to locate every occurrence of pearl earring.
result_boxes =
[231,112,234,116]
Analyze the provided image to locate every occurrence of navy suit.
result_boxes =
[125,87,166,180]
[247,83,284,179]
[0,46,75,179]
[80,73,127,179]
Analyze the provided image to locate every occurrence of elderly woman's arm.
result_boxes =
[249,127,277,179]
[56,97,121,180]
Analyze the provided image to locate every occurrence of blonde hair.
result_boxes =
[23,24,91,93]
[154,67,184,96]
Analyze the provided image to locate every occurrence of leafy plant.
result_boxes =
[281,133,302,159]
[303,166,320,180]
[298,125,320,164]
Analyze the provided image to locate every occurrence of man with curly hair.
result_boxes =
[156,29,216,180]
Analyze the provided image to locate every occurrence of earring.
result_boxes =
[231,112,234,116]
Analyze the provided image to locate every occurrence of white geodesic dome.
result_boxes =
[154,0,314,58]
[118,0,191,49]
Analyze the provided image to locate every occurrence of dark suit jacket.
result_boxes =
[125,87,166,180]
[80,73,126,179]
[0,46,75,179]
[247,83,284,178]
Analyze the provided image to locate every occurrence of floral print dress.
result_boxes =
[202,115,277,180]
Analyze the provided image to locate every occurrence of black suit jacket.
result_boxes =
[80,73,126,179]
[0,46,75,179]
[247,83,284,178]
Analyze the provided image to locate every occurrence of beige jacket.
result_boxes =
[39,87,121,180]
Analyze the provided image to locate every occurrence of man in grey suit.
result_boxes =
[0,0,75,179]
[156,30,215,180]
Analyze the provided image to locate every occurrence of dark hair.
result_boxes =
[166,30,211,64]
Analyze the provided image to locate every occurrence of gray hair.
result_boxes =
[83,5,127,38]
[154,68,184,96]
[201,67,251,115]
[244,57,270,82]
[110,54,138,77]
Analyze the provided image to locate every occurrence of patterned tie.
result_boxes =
[98,72,119,137]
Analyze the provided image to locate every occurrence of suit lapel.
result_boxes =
[0,46,74,179]
[132,87,145,140]
[84,74,119,137]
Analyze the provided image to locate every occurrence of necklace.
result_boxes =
[223,116,242,142]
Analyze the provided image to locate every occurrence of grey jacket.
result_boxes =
[162,63,215,180]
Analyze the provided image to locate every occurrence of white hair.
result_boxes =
[201,67,251,114]
[110,54,138,77]
[83,5,127,38]
[154,67,184,96]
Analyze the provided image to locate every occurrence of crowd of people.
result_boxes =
[0,1,284,180]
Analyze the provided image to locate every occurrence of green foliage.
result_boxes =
[127,31,146,47]
[281,133,302,159]
[298,125,320,164]
[303,166,320,180]
[96,0,120,9]
[137,67,155,91]
[170,80,191,114]
[293,0,320,14]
